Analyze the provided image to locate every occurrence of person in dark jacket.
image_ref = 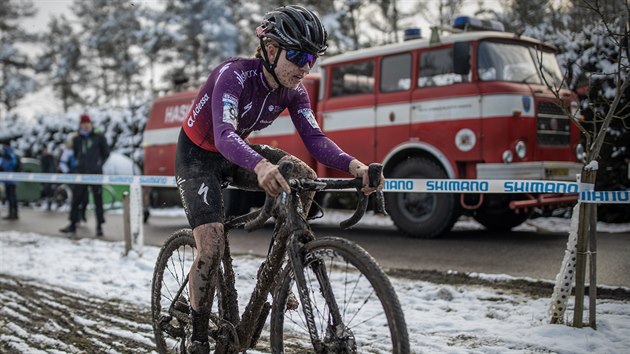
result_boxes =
[40,145,56,211]
[60,114,110,236]
[0,142,19,220]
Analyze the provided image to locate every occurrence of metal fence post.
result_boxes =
[123,191,131,256]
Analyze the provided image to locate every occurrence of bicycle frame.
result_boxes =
[164,190,317,351]
[163,163,386,351]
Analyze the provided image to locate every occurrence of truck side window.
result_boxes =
[330,61,375,97]
[418,48,467,87]
[380,53,411,93]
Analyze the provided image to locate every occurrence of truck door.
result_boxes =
[411,42,483,172]
[320,60,376,177]
[376,53,413,160]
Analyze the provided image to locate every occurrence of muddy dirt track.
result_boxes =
[2,268,629,353]
[0,274,155,353]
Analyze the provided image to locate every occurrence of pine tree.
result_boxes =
[137,5,178,94]
[0,0,38,115]
[164,0,239,85]
[73,0,144,106]
[36,15,86,112]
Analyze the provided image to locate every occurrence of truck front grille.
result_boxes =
[536,101,571,146]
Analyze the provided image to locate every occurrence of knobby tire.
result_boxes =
[269,236,409,353]
[151,229,196,353]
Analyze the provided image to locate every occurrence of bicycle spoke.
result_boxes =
[305,265,328,337]
[271,237,408,353]
[152,231,198,353]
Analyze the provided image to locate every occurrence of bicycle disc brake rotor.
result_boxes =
[324,325,357,353]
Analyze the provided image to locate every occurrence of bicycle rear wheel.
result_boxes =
[270,237,409,353]
[151,229,196,353]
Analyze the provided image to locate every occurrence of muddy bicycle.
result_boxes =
[151,162,409,353]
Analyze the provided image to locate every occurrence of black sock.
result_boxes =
[190,307,209,343]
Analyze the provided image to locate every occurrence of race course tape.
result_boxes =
[1,172,628,204]
[0,172,176,188]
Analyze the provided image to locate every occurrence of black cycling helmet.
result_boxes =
[257,5,328,56]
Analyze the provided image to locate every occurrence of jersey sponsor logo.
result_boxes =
[235,69,258,88]
[242,101,253,117]
[176,176,190,213]
[187,93,210,127]
[223,93,239,129]
[299,108,319,129]
[295,85,307,97]
[227,131,251,149]
[267,104,282,114]
[197,182,210,205]
[216,62,231,81]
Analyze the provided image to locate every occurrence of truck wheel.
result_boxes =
[385,158,458,238]
[473,195,531,231]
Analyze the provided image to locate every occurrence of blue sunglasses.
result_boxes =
[283,47,317,67]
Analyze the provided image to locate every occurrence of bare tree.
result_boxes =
[544,0,630,329]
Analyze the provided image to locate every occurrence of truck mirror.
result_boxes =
[453,42,471,75]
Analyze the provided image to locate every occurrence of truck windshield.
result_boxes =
[477,41,563,88]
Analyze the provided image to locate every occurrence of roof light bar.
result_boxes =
[452,16,505,32]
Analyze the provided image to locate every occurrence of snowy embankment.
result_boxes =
[1,229,629,353]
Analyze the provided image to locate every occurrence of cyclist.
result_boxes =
[174,5,383,353]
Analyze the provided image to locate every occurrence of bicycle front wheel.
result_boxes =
[151,229,196,353]
[270,237,409,353]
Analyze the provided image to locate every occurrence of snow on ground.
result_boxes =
[1,216,630,353]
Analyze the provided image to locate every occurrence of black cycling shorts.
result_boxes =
[174,129,312,229]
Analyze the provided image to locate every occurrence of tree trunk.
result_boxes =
[588,203,597,329]
[573,167,596,327]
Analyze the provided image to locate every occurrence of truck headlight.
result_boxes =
[502,150,513,164]
[515,140,527,159]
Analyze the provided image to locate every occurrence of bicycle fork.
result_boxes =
[288,233,348,353]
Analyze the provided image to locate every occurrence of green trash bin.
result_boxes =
[16,157,42,204]
[88,184,128,210]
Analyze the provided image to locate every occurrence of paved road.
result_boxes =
[2,207,629,287]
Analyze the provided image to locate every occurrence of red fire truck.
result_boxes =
[143,16,583,238]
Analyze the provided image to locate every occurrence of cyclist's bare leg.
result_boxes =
[189,222,225,343]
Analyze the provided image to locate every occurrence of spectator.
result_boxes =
[1,142,19,220]
[60,114,110,236]
[40,145,56,211]
[58,135,77,174]
[58,134,87,218]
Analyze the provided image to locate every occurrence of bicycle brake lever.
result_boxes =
[278,160,294,180]
[367,163,387,215]
[368,163,383,187]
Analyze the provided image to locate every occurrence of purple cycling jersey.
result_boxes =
[182,57,354,172]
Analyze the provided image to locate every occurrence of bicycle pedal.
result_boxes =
[174,297,190,313]
[286,292,299,311]
[159,315,185,338]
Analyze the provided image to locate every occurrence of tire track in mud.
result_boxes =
[0,274,156,353]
